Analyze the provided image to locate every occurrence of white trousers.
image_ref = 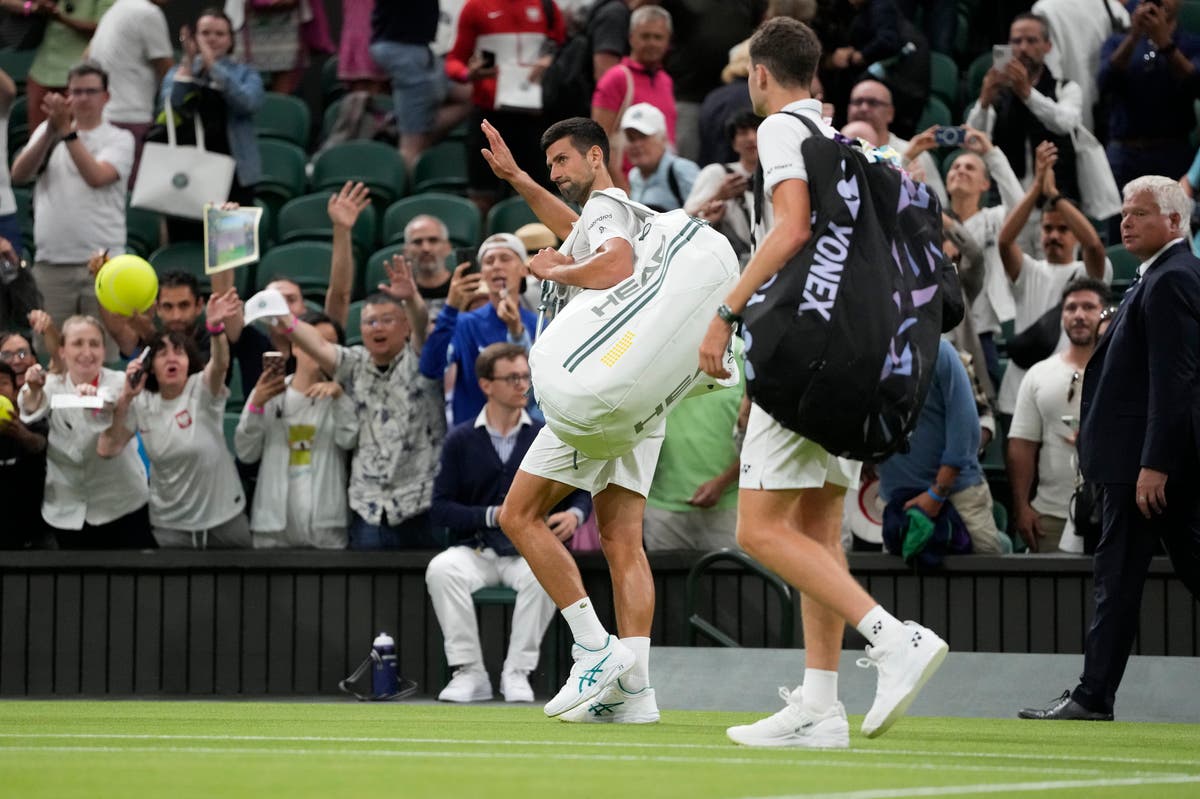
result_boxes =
[425,545,556,673]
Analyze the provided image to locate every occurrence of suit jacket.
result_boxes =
[1079,240,1200,484]
[430,418,591,556]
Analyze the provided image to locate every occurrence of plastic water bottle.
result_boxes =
[868,42,918,79]
[371,632,399,698]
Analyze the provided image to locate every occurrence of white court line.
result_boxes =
[0,734,1197,770]
[740,774,1200,799]
[0,742,1189,779]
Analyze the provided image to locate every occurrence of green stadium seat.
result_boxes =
[254,197,276,246]
[383,193,481,248]
[311,140,407,206]
[1181,1,1200,34]
[223,411,241,453]
[318,94,395,144]
[254,92,311,148]
[929,52,961,115]
[254,240,335,302]
[149,241,253,298]
[412,141,469,194]
[126,204,162,258]
[7,95,28,158]
[320,56,346,105]
[276,192,377,258]
[1106,243,1140,289]
[485,196,538,236]
[256,139,308,213]
[13,186,33,257]
[966,51,992,106]
[363,244,405,300]
[0,49,37,89]
[345,299,365,344]
[915,96,953,131]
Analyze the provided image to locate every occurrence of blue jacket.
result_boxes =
[430,417,591,556]
[878,339,983,501]
[419,302,539,426]
[161,57,265,186]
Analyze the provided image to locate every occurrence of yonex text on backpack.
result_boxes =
[742,113,963,461]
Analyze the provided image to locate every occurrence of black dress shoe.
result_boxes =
[1018,690,1114,721]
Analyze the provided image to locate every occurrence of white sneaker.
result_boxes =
[726,687,850,748]
[558,679,660,724]
[858,621,948,738]
[543,636,635,718]
[437,665,493,703]
[500,669,534,703]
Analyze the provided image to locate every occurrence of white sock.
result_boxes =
[620,636,650,691]
[800,668,839,713]
[561,597,608,650]
[855,605,904,646]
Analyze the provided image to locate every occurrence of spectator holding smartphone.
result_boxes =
[18,315,152,549]
[419,234,538,426]
[235,312,359,549]
[98,289,250,549]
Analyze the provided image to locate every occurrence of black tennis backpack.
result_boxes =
[742,112,963,461]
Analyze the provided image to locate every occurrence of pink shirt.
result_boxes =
[592,57,677,145]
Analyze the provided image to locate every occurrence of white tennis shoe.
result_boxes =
[726,687,850,748]
[558,680,659,724]
[858,621,948,737]
[543,636,635,718]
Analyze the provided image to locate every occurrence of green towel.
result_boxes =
[901,507,935,562]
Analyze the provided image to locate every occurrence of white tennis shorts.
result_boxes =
[739,403,861,491]
[519,422,664,497]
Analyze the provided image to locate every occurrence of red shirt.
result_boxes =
[446,0,566,111]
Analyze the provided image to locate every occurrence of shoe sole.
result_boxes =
[543,654,633,718]
[726,726,850,749]
[559,711,661,724]
[862,639,949,738]
[437,693,494,703]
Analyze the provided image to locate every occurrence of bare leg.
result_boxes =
[498,470,584,609]
[737,488,877,627]
[794,483,851,671]
[593,485,654,638]
[399,132,432,173]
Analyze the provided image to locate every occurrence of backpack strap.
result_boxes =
[666,159,684,208]
[751,110,825,246]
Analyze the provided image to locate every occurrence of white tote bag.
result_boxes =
[530,191,740,460]
[131,101,236,220]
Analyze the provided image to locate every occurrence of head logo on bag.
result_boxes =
[172,172,189,189]
[743,113,964,462]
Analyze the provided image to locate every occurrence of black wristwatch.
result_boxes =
[61,131,79,143]
[716,303,742,326]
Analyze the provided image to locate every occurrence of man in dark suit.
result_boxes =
[425,343,592,705]
[1019,175,1200,721]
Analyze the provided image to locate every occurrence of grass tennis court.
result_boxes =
[2,701,1199,798]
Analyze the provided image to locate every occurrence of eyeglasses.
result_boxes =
[848,97,890,108]
[0,348,30,362]
[68,88,104,97]
[1067,370,1080,403]
[362,316,400,328]
[490,372,532,386]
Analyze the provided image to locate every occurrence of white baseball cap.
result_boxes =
[476,233,526,263]
[620,103,667,137]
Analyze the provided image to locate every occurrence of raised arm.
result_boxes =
[282,316,340,377]
[526,235,634,290]
[324,181,371,328]
[480,120,579,241]
[1040,158,1107,281]
[998,143,1053,282]
[373,255,429,355]
[203,289,238,396]
[97,360,146,458]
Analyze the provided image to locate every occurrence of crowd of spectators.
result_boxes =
[2,0,1200,577]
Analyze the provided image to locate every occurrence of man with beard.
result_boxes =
[996,141,1110,415]
[1007,278,1108,553]
[477,116,660,724]
[966,13,1081,201]
[404,215,455,317]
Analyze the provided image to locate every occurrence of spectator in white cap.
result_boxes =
[419,233,539,425]
[621,102,701,212]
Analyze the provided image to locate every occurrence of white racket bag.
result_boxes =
[530,191,740,460]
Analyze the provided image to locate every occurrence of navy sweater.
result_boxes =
[430,418,591,555]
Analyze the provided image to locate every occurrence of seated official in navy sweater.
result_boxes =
[419,233,539,426]
[877,339,1010,555]
[427,343,591,704]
